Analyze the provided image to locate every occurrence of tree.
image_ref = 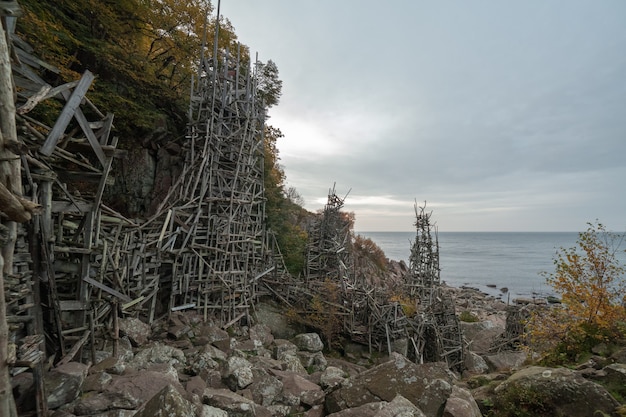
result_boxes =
[256,59,282,108]
[526,221,626,363]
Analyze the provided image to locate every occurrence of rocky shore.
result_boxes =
[13,288,626,417]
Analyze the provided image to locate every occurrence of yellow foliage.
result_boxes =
[525,222,626,362]
[389,294,417,317]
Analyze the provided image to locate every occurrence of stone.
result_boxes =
[297,351,328,373]
[222,356,254,390]
[483,351,527,371]
[463,351,489,375]
[202,388,265,417]
[83,372,113,392]
[326,401,387,417]
[249,323,275,348]
[325,353,453,416]
[255,300,303,339]
[187,344,226,376]
[46,362,89,409]
[281,353,308,374]
[199,404,229,417]
[273,339,298,360]
[105,367,185,406]
[376,394,427,417]
[293,333,324,352]
[133,384,196,417]
[597,363,626,400]
[270,369,324,407]
[73,391,140,415]
[90,356,126,376]
[494,366,619,417]
[460,321,503,354]
[129,343,186,370]
[319,366,347,389]
[118,317,152,347]
[247,372,283,406]
[442,386,482,417]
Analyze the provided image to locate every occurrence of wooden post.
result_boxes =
[112,301,119,358]
[0,10,20,417]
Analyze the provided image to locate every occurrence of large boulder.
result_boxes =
[442,386,481,417]
[293,333,324,353]
[460,321,503,354]
[247,371,283,406]
[118,317,152,347]
[73,391,140,415]
[378,394,427,417]
[270,369,324,407]
[104,366,185,406]
[483,351,527,372]
[46,362,89,409]
[493,366,620,417]
[222,356,254,390]
[129,343,186,370]
[325,353,454,416]
[133,384,196,417]
[202,388,272,417]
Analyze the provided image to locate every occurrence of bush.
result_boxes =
[459,310,480,322]
[525,221,626,364]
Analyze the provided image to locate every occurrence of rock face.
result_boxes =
[325,353,454,416]
[493,366,620,417]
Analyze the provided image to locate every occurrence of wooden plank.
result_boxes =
[40,70,94,156]
[82,276,131,303]
[51,200,93,213]
[61,88,107,167]
[56,330,90,367]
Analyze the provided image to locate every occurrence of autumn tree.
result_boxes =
[263,125,308,275]
[526,221,626,363]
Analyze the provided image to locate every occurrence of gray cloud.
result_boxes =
[225,0,626,231]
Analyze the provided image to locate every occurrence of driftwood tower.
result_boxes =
[147,38,268,324]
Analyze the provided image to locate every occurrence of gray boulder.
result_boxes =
[325,353,453,416]
[293,333,324,352]
[129,343,186,370]
[483,351,527,371]
[46,362,89,409]
[202,388,271,417]
[222,356,254,390]
[326,401,387,417]
[118,317,152,347]
[73,391,140,415]
[494,366,619,417]
[133,384,196,417]
[104,366,185,406]
[247,370,283,406]
[376,394,426,417]
[442,386,481,417]
[270,369,324,407]
[319,366,347,390]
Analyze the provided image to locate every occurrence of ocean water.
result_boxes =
[357,231,626,301]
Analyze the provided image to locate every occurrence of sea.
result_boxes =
[357,231,626,302]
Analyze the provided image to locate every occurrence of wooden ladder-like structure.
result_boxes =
[144,43,269,325]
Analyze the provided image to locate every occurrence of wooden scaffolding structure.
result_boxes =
[405,202,464,371]
[141,42,268,325]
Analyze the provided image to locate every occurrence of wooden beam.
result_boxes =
[40,70,94,156]
[82,276,131,303]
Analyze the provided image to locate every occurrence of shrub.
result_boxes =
[525,221,626,364]
[459,310,480,322]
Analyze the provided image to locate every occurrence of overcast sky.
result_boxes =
[222,1,626,232]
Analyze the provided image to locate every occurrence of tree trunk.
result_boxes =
[0,14,20,417]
